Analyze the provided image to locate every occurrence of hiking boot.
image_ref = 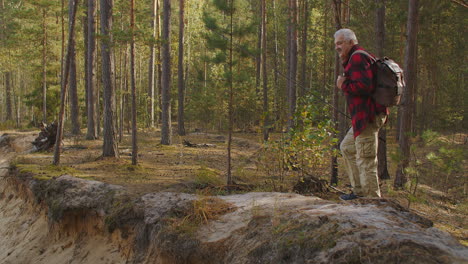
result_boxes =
[339,193,361,201]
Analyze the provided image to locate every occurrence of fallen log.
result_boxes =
[32,121,57,151]
[183,139,216,148]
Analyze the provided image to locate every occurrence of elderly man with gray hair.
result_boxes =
[334,28,388,200]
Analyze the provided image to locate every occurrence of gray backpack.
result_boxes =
[350,50,405,107]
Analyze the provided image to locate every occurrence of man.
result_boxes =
[334,28,388,200]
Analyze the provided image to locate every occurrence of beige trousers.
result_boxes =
[340,114,387,197]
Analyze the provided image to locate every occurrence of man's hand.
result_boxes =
[336,75,346,89]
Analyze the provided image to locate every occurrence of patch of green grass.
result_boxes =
[194,166,223,188]
[455,200,468,215]
[15,163,78,180]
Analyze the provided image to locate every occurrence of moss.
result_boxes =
[194,167,223,188]
[14,163,78,179]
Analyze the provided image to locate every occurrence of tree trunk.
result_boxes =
[130,0,138,165]
[42,9,47,122]
[255,2,261,93]
[160,0,172,145]
[287,0,297,132]
[118,46,124,142]
[177,0,186,136]
[261,0,268,141]
[100,0,119,157]
[330,0,342,186]
[86,0,97,139]
[156,0,162,127]
[4,72,12,121]
[53,0,79,165]
[395,0,419,188]
[148,0,157,128]
[227,0,234,188]
[95,4,101,137]
[272,0,280,128]
[374,0,390,180]
[299,0,308,99]
[69,0,80,135]
[322,5,328,93]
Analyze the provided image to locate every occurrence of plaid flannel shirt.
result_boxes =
[342,45,388,138]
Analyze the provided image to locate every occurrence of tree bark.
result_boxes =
[86,0,97,139]
[148,0,157,128]
[227,0,234,188]
[299,0,308,99]
[156,0,162,127]
[160,0,172,145]
[177,0,186,136]
[330,0,342,186]
[69,0,80,135]
[100,0,119,157]
[287,0,297,132]
[42,9,47,122]
[272,0,280,127]
[395,0,419,188]
[5,71,12,121]
[130,0,138,165]
[261,0,268,141]
[255,2,261,93]
[53,0,79,165]
[375,0,390,180]
[4,72,12,121]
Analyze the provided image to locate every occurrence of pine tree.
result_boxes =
[101,0,119,157]
[85,0,97,140]
[130,0,138,165]
[53,0,80,165]
[177,0,186,136]
[395,0,419,188]
[160,0,172,145]
[202,0,256,187]
[68,0,80,135]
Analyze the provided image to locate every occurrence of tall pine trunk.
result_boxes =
[227,0,234,188]
[148,0,158,128]
[177,0,186,136]
[156,0,162,127]
[42,9,47,122]
[395,0,419,188]
[261,0,268,141]
[272,0,280,128]
[5,72,12,121]
[130,0,138,165]
[86,0,97,139]
[287,0,297,132]
[53,0,79,165]
[69,0,80,135]
[375,0,390,180]
[160,0,172,145]
[299,0,308,99]
[330,0,342,186]
[100,0,119,157]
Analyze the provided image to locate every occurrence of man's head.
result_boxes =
[334,29,358,61]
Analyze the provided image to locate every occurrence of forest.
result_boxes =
[0,0,467,249]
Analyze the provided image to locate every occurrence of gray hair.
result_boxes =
[334,29,358,44]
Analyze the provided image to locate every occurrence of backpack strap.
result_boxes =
[347,50,376,65]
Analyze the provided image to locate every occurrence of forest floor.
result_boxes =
[7,127,468,246]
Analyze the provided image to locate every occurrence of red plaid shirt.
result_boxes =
[342,45,388,138]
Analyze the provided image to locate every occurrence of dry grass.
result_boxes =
[168,196,236,234]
